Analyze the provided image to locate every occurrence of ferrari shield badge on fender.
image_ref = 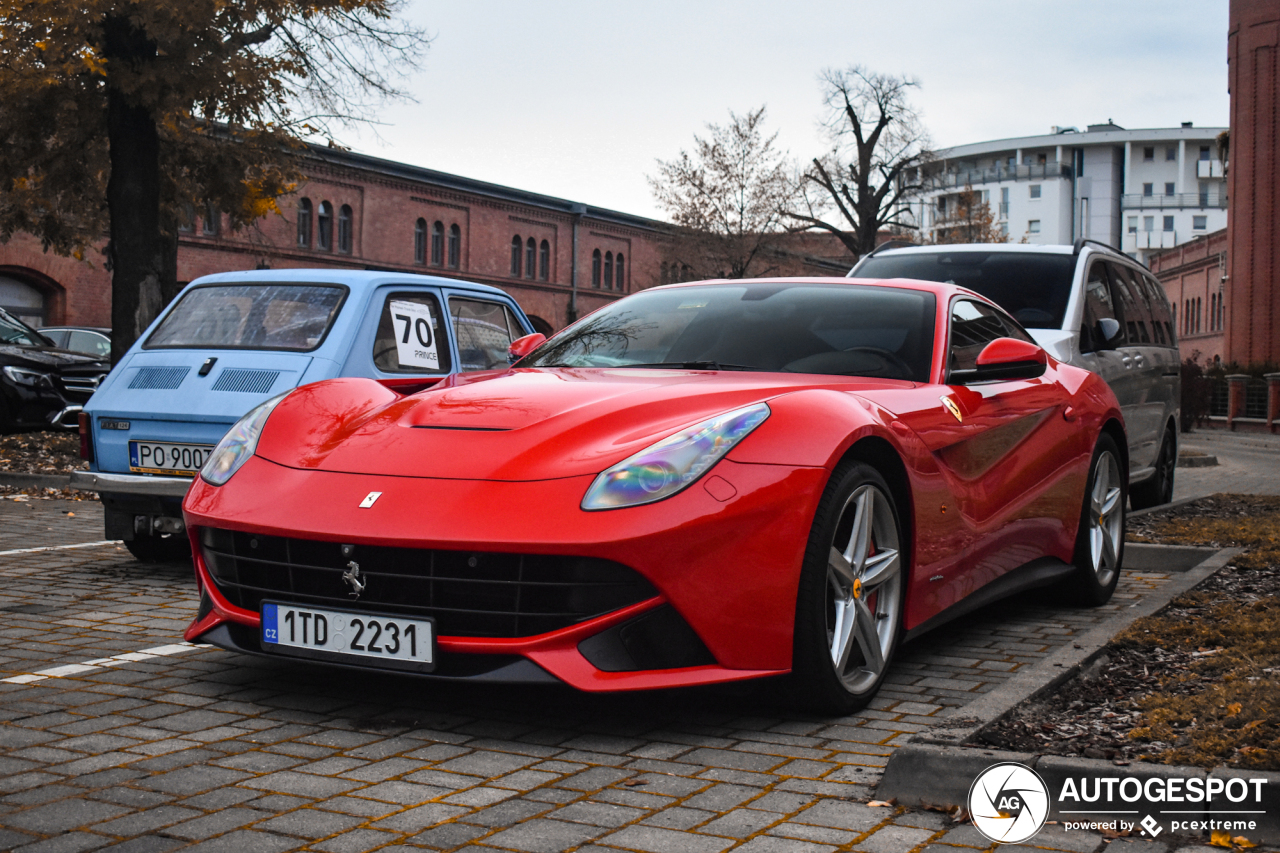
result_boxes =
[359,491,382,508]
[941,396,963,423]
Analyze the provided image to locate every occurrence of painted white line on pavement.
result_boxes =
[0,540,121,557]
[1,641,210,684]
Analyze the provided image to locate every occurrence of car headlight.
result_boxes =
[582,403,770,510]
[200,392,289,486]
[3,366,53,388]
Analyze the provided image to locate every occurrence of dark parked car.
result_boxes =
[39,326,112,359]
[0,308,110,432]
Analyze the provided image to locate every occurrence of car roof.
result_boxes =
[39,326,111,334]
[185,268,517,300]
[858,243,1076,257]
[646,275,980,302]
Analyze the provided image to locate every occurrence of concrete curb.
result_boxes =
[1129,494,1212,518]
[877,546,1246,814]
[0,472,73,489]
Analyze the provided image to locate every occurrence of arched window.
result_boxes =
[511,235,523,277]
[202,200,219,236]
[591,250,602,287]
[615,253,625,291]
[178,203,196,233]
[525,237,536,279]
[660,262,669,284]
[603,252,614,290]
[431,221,444,266]
[414,218,427,264]
[297,199,312,247]
[539,240,550,280]
[317,202,333,251]
[337,204,353,253]
[447,224,460,268]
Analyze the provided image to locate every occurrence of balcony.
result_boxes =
[930,161,1070,189]
[1124,230,1178,252]
[1122,192,1226,209]
[1197,160,1225,178]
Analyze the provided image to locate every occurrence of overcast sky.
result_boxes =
[345,0,1230,220]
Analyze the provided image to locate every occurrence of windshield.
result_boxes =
[523,283,936,382]
[145,284,346,351]
[0,308,49,347]
[855,251,1075,329]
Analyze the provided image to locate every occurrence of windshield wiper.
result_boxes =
[622,361,763,371]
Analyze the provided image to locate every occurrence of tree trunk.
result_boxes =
[104,15,168,365]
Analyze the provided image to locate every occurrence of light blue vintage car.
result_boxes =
[73,269,534,561]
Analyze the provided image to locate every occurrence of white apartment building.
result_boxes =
[901,122,1228,265]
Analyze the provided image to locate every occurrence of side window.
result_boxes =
[1081,262,1120,352]
[949,299,1024,375]
[1109,263,1152,344]
[372,292,452,374]
[449,298,524,372]
[1138,271,1176,349]
[70,331,111,358]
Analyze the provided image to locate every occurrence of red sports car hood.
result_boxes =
[255,368,914,481]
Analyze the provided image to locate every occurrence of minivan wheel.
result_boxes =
[1129,427,1176,510]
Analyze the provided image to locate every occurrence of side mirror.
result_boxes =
[951,337,1048,384]
[1095,317,1123,349]
[507,333,546,365]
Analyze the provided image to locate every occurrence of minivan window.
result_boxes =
[372,291,452,374]
[1081,263,1120,352]
[449,298,523,372]
[1108,264,1153,345]
[854,252,1076,330]
[145,284,346,351]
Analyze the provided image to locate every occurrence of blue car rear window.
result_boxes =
[144,284,346,352]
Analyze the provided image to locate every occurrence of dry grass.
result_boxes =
[1117,495,1280,769]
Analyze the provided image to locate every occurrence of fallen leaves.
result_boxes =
[1210,829,1257,849]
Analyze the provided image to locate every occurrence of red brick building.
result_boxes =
[1224,0,1280,364]
[1148,227,1228,365]
[0,146,852,335]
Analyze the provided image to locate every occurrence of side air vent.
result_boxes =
[129,367,189,390]
[212,369,280,393]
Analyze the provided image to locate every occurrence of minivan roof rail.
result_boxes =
[1072,237,1119,257]
[846,239,920,276]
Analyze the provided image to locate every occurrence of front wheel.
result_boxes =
[1129,426,1175,510]
[792,461,905,715]
[1067,434,1126,606]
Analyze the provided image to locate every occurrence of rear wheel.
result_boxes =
[1129,426,1176,510]
[1067,434,1125,606]
[125,533,192,563]
[792,461,905,715]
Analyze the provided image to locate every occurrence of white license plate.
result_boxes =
[260,602,435,671]
[128,440,213,476]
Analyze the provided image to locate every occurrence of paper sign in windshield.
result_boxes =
[390,300,440,370]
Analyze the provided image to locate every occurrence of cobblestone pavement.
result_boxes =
[1176,430,1280,499]
[0,499,1248,853]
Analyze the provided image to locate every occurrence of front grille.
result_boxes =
[200,528,657,638]
[59,371,107,397]
[130,367,189,389]
[212,369,280,393]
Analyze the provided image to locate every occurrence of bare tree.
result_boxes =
[649,107,800,279]
[931,184,1009,244]
[789,66,932,258]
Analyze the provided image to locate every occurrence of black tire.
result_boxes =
[125,533,192,563]
[1129,426,1176,510]
[791,460,906,715]
[1067,434,1126,606]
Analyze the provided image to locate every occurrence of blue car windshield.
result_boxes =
[523,283,937,382]
[145,284,346,351]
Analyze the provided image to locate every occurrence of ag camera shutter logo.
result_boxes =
[969,762,1051,844]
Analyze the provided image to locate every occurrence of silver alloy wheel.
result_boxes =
[826,484,902,693]
[1088,451,1124,586]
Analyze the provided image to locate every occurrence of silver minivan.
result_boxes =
[850,241,1180,509]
